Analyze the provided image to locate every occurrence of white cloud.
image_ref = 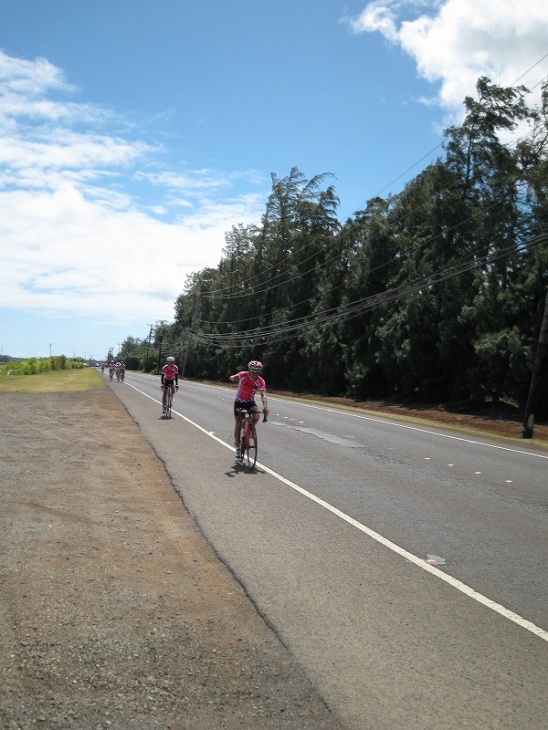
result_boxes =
[0,50,72,96]
[0,183,264,323]
[0,51,266,327]
[348,0,548,116]
[348,1,400,42]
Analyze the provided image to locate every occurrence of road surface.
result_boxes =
[110,373,548,730]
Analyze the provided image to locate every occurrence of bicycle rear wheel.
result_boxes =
[245,424,257,469]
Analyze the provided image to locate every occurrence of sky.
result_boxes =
[1,0,547,362]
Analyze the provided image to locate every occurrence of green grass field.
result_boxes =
[0,368,105,393]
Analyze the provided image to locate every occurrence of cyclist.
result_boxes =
[229,360,268,458]
[161,356,179,413]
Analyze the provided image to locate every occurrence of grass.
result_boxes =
[0,368,105,393]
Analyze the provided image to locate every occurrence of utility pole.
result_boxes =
[145,325,153,372]
[181,294,200,379]
[156,336,163,375]
[522,290,548,438]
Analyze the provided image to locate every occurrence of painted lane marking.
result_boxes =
[182,380,548,461]
[296,402,548,460]
[124,380,548,644]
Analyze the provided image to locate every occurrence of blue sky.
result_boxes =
[1,0,547,362]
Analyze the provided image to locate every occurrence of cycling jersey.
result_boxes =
[233,371,266,402]
[161,363,179,385]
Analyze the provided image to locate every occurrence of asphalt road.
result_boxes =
[109,372,548,730]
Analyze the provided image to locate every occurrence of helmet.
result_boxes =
[166,356,175,363]
[248,360,263,372]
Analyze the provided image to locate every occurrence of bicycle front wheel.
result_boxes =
[245,424,257,469]
[165,392,173,418]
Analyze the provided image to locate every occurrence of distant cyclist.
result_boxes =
[229,360,268,458]
[161,356,179,413]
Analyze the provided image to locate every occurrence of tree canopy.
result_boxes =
[120,78,548,420]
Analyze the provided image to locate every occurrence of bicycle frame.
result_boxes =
[163,384,174,418]
[236,408,258,469]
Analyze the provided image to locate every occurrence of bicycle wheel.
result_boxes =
[244,424,257,469]
[165,391,173,418]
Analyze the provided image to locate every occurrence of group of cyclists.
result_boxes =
[103,354,269,460]
[101,361,126,381]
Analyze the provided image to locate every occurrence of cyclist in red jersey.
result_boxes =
[161,356,179,412]
[229,360,269,458]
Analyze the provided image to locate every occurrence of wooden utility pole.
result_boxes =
[156,336,163,376]
[144,324,154,372]
[181,294,200,379]
[522,290,548,438]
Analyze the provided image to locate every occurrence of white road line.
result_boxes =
[180,380,548,460]
[123,380,548,643]
[295,402,548,459]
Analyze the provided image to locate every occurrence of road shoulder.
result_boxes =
[0,389,345,729]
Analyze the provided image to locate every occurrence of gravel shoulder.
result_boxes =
[0,388,345,730]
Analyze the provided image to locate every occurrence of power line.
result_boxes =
[177,70,548,351]
[189,230,547,349]
[194,126,544,334]
[194,85,545,320]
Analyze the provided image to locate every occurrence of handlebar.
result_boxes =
[236,408,268,422]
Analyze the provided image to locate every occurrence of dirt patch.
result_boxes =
[0,389,345,730]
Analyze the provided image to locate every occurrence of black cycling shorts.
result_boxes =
[234,400,258,417]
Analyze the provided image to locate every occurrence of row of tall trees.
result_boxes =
[132,78,548,420]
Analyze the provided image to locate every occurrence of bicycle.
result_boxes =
[236,408,267,470]
[162,385,175,418]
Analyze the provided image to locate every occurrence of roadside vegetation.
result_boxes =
[0,363,103,393]
[114,78,547,427]
[0,355,86,376]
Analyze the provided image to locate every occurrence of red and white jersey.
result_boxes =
[233,371,266,402]
[161,363,179,383]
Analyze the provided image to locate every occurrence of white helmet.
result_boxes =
[166,356,175,363]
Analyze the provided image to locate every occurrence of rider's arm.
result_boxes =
[229,373,239,382]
